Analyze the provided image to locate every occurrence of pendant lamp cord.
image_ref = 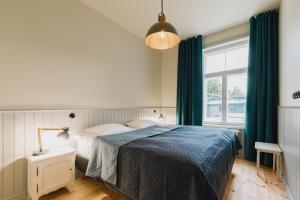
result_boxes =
[161,0,164,13]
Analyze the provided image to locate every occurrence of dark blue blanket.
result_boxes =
[116,126,241,200]
[86,125,180,184]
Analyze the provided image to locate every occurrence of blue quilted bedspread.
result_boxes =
[116,126,241,200]
[87,125,241,200]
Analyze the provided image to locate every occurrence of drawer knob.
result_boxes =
[69,168,73,171]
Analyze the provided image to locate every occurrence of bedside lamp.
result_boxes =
[33,127,70,156]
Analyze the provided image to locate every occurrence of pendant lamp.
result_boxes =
[145,0,180,50]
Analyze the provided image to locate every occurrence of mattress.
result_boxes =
[75,133,98,159]
[75,126,136,159]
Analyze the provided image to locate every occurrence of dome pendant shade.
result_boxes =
[145,12,180,50]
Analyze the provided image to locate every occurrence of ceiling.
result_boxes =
[80,0,280,39]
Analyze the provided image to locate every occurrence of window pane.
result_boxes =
[205,52,225,74]
[226,46,248,70]
[204,77,222,122]
[227,73,247,123]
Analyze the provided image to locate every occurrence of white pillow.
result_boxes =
[126,120,158,129]
[84,123,134,136]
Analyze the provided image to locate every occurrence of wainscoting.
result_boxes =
[0,107,166,200]
[160,107,176,124]
[278,107,300,200]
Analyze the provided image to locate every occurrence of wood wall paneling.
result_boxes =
[278,107,300,200]
[3,113,15,199]
[0,114,3,200]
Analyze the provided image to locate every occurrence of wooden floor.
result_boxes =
[41,159,288,200]
[223,159,288,200]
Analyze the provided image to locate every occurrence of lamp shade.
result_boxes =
[57,127,70,139]
[145,13,180,50]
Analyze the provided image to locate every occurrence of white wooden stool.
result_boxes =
[255,142,283,181]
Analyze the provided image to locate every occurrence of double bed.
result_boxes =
[75,122,241,200]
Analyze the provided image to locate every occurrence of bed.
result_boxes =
[75,123,241,200]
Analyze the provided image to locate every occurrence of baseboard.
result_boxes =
[282,176,295,200]
[5,192,27,200]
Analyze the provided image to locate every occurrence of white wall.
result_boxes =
[203,22,249,49]
[279,0,300,107]
[279,1,300,200]
[161,47,179,107]
[0,0,161,110]
[160,23,249,107]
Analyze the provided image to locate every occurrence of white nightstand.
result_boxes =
[27,146,76,200]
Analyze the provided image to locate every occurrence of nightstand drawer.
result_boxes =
[38,154,74,194]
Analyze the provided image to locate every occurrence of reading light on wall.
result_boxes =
[159,113,165,119]
[32,127,70,156]
[145,0,180,50]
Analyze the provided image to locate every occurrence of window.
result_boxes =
[204,39,248,125]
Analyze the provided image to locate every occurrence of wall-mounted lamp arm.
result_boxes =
[37,127,70,153]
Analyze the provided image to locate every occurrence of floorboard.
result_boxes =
[40,159,288,200]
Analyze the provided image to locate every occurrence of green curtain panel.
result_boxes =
[176,35,203,125]
[245,11,279,166]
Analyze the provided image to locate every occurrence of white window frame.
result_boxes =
[203,38,249,126]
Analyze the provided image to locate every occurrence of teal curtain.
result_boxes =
[176,35,203,125]
[245,11,279,166]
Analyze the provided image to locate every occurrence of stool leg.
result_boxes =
[273,154,276,171]
[276,154,280,180]
[256,150,260,175]
[278,154,282,181]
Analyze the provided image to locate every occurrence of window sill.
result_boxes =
[203,123,244,129]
